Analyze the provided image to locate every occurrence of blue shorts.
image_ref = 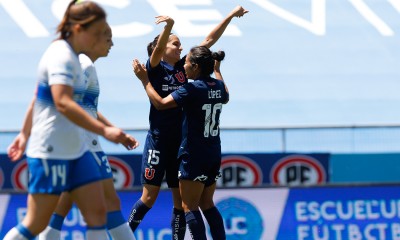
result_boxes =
[178,147,222,187]
[27,151,103,194]
[141,131,181,188]
[91,151,113,180]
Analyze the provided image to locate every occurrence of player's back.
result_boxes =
[182,77,229,146]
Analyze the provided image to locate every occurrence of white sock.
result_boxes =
[38,226,61,240]
[108,223,136,240]
[3,227,29,240]
[86,228,109,240]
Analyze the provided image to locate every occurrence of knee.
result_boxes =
[141,193,157,207]
[105,194,121,212]
[82,204,107,227]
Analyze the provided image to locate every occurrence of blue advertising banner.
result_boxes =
[276,186,400,240]
[1,185,400,240]
[0,153,330,190]
[0,191,175,240]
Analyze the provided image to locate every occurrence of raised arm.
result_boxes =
[214,59,229,101]
[200,5,249,48]
[133,59,177,110]
[214,59,223,81]
[149,16,174,68]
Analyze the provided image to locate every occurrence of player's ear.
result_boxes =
[71,23,83,34]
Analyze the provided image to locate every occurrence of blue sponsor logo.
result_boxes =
[216,197,263,240]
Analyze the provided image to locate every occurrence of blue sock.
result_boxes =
[107,210,125,229]
[128,200,151,232]
[171,208,186,240]
[185,210,206,240]
[48,213,65,230]
[16,224,35,239]
[203,206,226,240]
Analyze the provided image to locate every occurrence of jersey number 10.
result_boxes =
[202,103,222,138]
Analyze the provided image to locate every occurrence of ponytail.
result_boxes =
[56,0,77,39]
[188,46,226,77]
[56,0,106,40]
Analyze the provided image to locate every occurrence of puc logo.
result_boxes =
[217,155,262,187]
[107,156,134,189]
[216,197,263,240]
[271,154,326,186]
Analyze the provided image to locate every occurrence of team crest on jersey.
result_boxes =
[11,160,28,190]
[144,168,155,180]
[107,156,134,189]
[175,71,185,83]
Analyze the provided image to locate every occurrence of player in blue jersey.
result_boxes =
[3,1,134,240]
[133,46,228,240]
[128,6,248,239]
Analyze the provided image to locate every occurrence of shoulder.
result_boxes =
[45,40,78,65]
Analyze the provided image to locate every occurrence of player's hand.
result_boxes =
[132,59,149,83]
[7,133,28,161]
[122,134,139,150]
[230,6,249,18]
[155,15,174,26]
[102,126,128,144]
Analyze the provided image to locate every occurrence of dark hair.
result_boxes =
[146,33,174,57]
[56,0,106,40]
[188,46,225,77]
[147,34,160,57]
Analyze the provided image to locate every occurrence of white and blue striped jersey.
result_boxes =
[79,54,102,152]
[27,40,88,159]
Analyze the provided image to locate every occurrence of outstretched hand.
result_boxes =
[132,59,149,84]
[155,15,174,25]
[231,6,249,18]
[123,134,139,150]
[7,133,28,161]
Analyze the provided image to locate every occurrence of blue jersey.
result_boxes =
[146,57,187,135]
[171,77,229,160]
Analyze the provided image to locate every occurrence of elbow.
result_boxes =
[153,102,168,111]
[54,99,69,115]
[152,99,170,110]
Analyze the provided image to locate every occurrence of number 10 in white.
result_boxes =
[202,103,222,138]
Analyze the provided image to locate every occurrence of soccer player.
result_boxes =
[36,24,138,240]
[128,6,248,239]
[133,46,229,240]
[3,1,132,239]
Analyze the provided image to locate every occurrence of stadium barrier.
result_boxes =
[1,184,400,240]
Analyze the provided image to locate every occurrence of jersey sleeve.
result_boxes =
[146,58,164,83]
[171,83,193,107]
[47,47,79,87]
